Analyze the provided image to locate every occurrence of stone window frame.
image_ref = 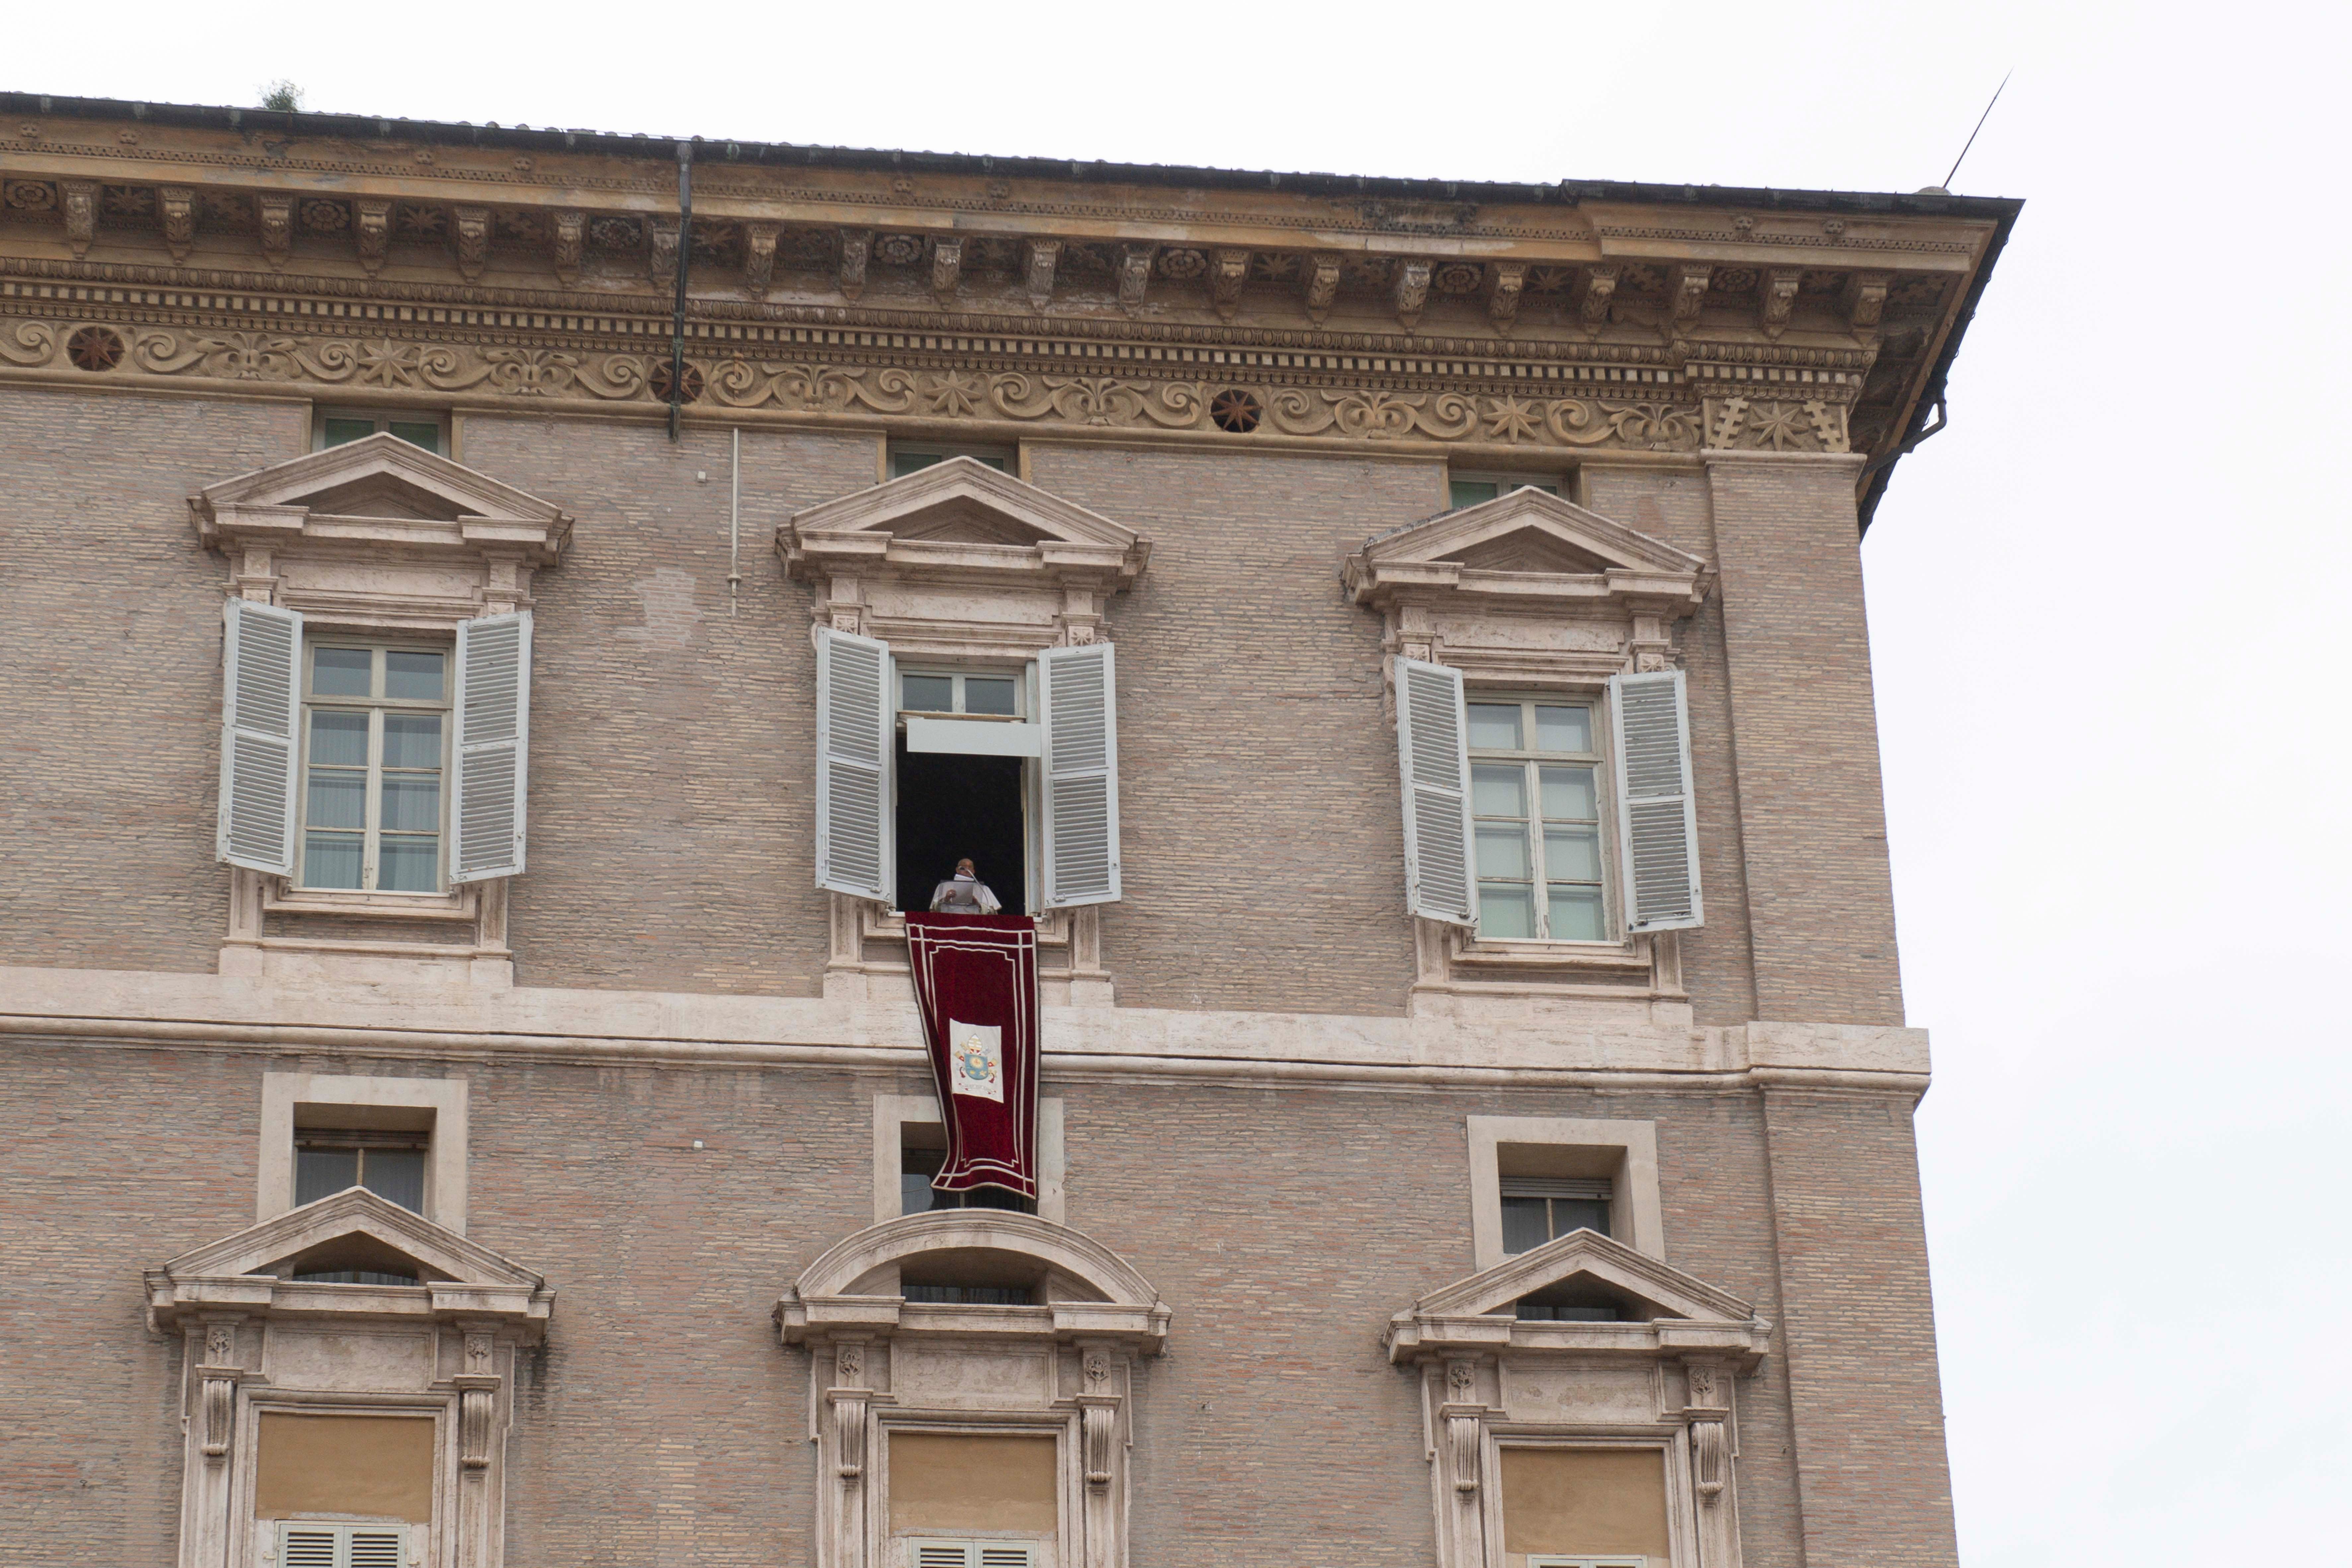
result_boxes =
[779,456,1149,1008]
[192,430,571,984]
[259,1072,469,1233]
[871,1092,1067,1226]
[1466,1116,1663,1274]
[1343,487,1711,1018]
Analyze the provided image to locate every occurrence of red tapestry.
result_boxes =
[904,913,1040,1199]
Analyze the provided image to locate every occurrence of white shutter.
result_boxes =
[278,1523,405,1568]
[1609,669,1703,932]
[279,1525,341,1568]
[912,1544,976,1568]
[345,1528,405,1568]
[815,627,893,901]
[908,1541,1032,1568]
[1394,656,1476,926]
[452,612,532,883]
[217,597,303,874]
[1039,641,1120,907]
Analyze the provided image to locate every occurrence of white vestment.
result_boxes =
[930,874,1003,915]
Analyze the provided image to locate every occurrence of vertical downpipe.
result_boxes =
[728,426,742,617]
[667,139,694,443]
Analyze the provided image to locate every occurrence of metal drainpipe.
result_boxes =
[728,426,742,617]
[667,139,694,443]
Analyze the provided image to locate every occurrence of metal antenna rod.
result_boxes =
[1944,70,2012,191]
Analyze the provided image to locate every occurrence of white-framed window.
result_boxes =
[298,639,451,893]
[900,666,1025,719]
[275,1520,412,1568]
[1468,694,1609,941]
[1447,469,1564,510]
[889,442,1013,480]
[316,407,445,455]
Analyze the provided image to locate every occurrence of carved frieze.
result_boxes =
[1702,394,1850,453]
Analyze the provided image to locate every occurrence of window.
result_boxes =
[1468,696,1608,941]
[316,409,445,455]
[909,1540,1040,1568]
[896,665,1032,915]
[261,1073,468,1232]
[1448,471,1562,510]
[299,640,451,893]
[275,1521,412,1568]
[873,1097,1067,1225]
[1501,1177,1614,1253]
[889,443,1012,480]
[902,1140,1037,1216]
[295,1130,428,1212]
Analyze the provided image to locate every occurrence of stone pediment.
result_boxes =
[780,456,1149,591]
[1345,486,1708,614]
[191,431,571,562]
[146,1186,552,1330]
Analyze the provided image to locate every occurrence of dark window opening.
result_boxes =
[1513,1279,1637,1322]
[894,736,1026,916]
[1500,1179,1612,1253]
[901,1142,1036,1217]
[293,1267,422,1286]
[902,1283,1035,1305]
[295,1132,427,1213]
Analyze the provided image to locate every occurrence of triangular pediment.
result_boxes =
[156,1187,543,1290]
[1412,1228,1755,1325]
[195,431,570,529]
[782,456,1150,586]
[1362,487,1706,580]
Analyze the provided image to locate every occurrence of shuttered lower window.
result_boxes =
[278,1522,407,1568]
[909,1540,1038,1568]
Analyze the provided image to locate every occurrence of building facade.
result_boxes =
[0,94,2014,1568]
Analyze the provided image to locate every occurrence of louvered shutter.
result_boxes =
[913,1543,976,1568]
[452,612,532,883]
[1609,669,1703,932]
[975,1547,1035,1568]
[277,1523,405,1568]
[217,597,303,874]
[345,1528,405,1568]
[1039,641,1120,907]
[1394,656,1476,926]
[815,627,894,901]
[279,1525,341,1568]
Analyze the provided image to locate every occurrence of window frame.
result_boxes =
[1500,1176,1616,1253]
[891,659,1040,915]
[886,442,1015,481]
[1446,469,1568,511]
[1465,691,1616,945]
[295,636,455,896]
[313,407,448,455]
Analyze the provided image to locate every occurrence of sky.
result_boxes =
[12,1,2350,1560]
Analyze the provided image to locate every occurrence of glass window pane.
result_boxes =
[1477,884,1534,939]
[901,1172,944,1214]
[1501,1196,1550,1254]
[1554,1197,1612,1238]
[1544,826,1603,884]
[977,455,1010,472]
[1535,704,1592,753]
[380,775,440,833]
[306,770,365,831]
[1449,479,1500,509]
[378,837,440,892]
[1476,826,1531,879]
[386,421,441,454]
[311,646,373,697]
[1548,886,1607,941]
[964,677,1018,716]
[384,651,445,701]
[1466,703,1522,751]
[890,451,945,478]
[1471,763,1527,818]
[901,674,953,712]
[321,418,375,447]
[382,714,442,769]
[308,710,369,768]
[294,1146,359,1205]
[1540,765,1598,823]
[301,833,363,889]
[361,1148,427,1212]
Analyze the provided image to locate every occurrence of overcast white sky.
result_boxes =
[13,2,2350,1560]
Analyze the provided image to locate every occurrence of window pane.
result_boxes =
[294,1147,359,1205]
[382,713,442,769]
[901,674,953,712]
[301,833,363,889]
[1466,703,1521,751]
[361,1148,427,1212]
[383,651,445,702]
[1471,763,1527,818]
[308,710,369,768]
[380,774,441,833]
[386,421,441,454]
[890,451,945,478]
[306,770,365,830]
[1544,826,1603,884]
[1501,1196,1550,1254]
[1476,825,1531,879]
[1449,479,1500,509]
[964,677,1018,716]
[1477,884,1534,939]
[901,1172,944,1214]
[1535,704,1592,753]
[321,418,375,447]
[311,646,373,697]
[1553,1197,1611,1238]
[977,455,1010,472]
[1548,886,1607,941]
[1540,765,1598,822]
[378,837,440,892]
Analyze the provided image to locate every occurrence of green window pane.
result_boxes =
[294,1146,360,1204]
[382,713,442,769]
[1501,1196,1550,1254]
[1466,703,1522,750]
[305,771,365,831]
[1449,480,1500,509]
[1540,765,1598,822]
[977,455,1010,472]
[384,651,445,701]
[1548,886,1607,941]
[387,421,441,454]
[378,837,440,891]
[901,674,953,712]
[308,710,369,768]
[302,832,363,889]
[1544,826,1603,884]
[379,774,440,833]
[1471,763,1527,818]
[890,451,946,478]
[311,646,372,697]
[1535,704,1592,753]
[321,418,375,447]
[964,677,1018,716]
[1476,825,1531,879]
[1476,884,1534,939]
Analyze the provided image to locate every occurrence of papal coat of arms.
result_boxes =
[946,1020,1004,1103]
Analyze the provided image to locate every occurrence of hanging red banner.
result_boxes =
[903,913,1040,1200]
